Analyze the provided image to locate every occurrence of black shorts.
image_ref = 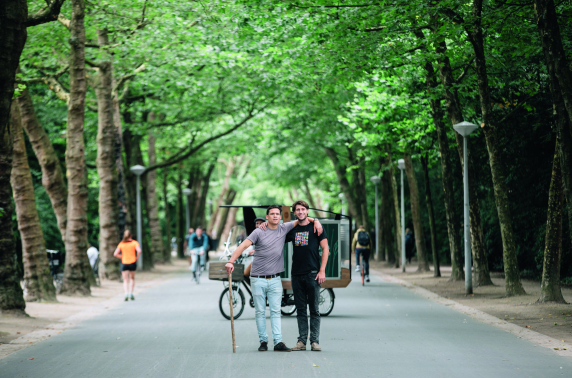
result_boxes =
[121,262,137,271]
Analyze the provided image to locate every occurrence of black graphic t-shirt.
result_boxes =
[286,223,328,276]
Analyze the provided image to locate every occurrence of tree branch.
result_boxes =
[113,64,146,96]
[454,57,475,84]
[27,0,67,27]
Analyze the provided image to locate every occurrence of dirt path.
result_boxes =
[368,258,572,346]
[0,259,189,355]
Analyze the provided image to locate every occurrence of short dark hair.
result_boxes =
[196,226,203,230]
[266,205,282,215]
[292,200,310,212]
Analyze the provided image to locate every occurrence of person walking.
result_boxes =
[188,226,208,282]
[113,230,141,301]
[405,228,415,264]
[287,200,329,352]
[352,225,372,282]
[225,205,322,352]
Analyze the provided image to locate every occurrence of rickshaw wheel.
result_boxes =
[219,287,245,320]
[281,305,296,316]
[318,288,335,316]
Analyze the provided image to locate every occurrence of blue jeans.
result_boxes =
[356,248,370,275]
[190,248,205,273]
[251,276,283,346]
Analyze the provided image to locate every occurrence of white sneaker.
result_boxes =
[365,275,370,282]
[355,265,360,272]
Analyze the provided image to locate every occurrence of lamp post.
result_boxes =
[183,188,192,232]
[130,165,146,270]
[338,193,345,216]
[207,199,213,217]
[370,176,381,260]
[453,121,479,295]
[397,159,406,272]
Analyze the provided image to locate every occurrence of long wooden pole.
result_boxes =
[228,273,236,353]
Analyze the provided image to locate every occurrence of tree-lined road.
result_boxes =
[1,272,571,378]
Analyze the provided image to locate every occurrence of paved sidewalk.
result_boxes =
[1,272,571,378]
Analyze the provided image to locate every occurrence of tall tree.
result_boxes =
[10,102,57,302]
[60,0,93,295]
[421,153,440,277]
[95,29,120,280]
[538,143,565,303]
[146,131,164,264]
[403,153,430,272]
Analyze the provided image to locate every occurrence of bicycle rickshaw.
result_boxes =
[209,205,352,320]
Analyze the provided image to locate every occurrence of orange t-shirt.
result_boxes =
[117,240,140,264]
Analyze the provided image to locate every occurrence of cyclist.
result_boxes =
[188,226,208,282]
[352,225,372,282]
[113,230,141,301]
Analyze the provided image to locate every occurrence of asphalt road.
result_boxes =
[2,270,572,378]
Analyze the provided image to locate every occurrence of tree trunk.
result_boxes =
[466,1,524,295]
[192,163,215,227]
[381,159,397,264]
[302,181,324,218]
[0,0,28,315]
[390,160,402,268]
[403,153,430,272]
[11,102,57,302]
[421,154,440,277]
[436,39,492,284]
[325,147,360,221]
[535,0,572,241]
[176,170,185,259]
[163,168,172,262]
[146,132,164,264]
[422,59,463,280]
[17,88,67,244]
[61,0,92,296]
[112,79,127,240]
[208,159,235,235]
[220,207,238,246]
[538,142,565,303]
[215,189,237,246]
[94,29,120,280]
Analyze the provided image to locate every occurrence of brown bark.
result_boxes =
[538,142,565,303]
[390,159,402,267]
[163,168,172,262]
[112,78,127,239]
[192,163,215,227]
[422,59,462,280]
[60,0,92,296]
[325,147,360,221]
[17,88,67,243]
[436,39,492,285]
[146,132,164,264]
[95,29,120,280]
[176,169,185,259]
[421,154,440,277]
[215,189,237,246]
[381,158,397,265]
[535,0,572,242]
[403,153,430,272]
[11,102,57,302]
[208,159,235,235]
[220,207,239,246]
[456,0,523,294]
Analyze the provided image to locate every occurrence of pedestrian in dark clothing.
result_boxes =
[405,228,415,264]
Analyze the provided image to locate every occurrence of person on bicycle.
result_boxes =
[243,217,266,286]
[225,205,322,353]
[352,225,372,282]
[113,230,141,301]
[188,226,208,282]
[287,200,329,352]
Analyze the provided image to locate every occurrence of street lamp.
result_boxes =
[130,164,146,270]
[338,193,345,216]
[370,176,381,260]
[397,159,406,272]
[453,121,479,295]
[183,188,192,232]
[207,199,213,217]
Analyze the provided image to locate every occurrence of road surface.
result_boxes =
[1,270,571,378]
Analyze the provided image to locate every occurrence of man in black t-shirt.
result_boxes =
[286,200,329,352]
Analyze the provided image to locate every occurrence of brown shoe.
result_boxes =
[311,342,321,351]
[273,342,292,352]
[291,341,306,351]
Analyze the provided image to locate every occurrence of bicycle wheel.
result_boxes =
[318,288,334,316]
[219,287,245,320]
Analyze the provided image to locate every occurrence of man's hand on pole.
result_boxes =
[226,262,234,274]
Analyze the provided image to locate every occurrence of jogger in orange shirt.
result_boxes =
[114,230,142,301]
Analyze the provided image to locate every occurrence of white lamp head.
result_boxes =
[397,159,405,170]
[453,121,479,137]
[370,176,381,185]
[130,165,146,176]
[183,188,192,196]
